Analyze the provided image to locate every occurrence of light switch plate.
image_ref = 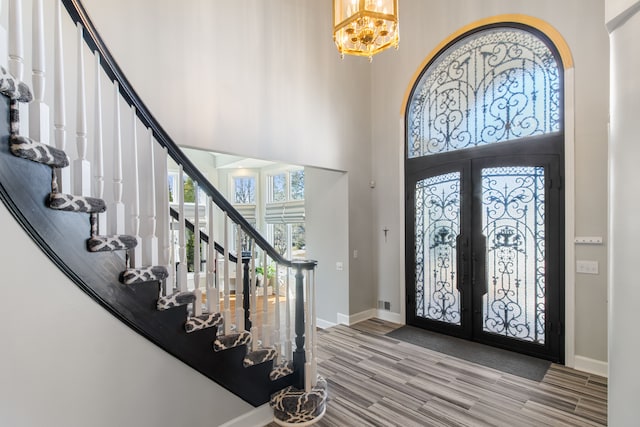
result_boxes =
[576,260,599,274]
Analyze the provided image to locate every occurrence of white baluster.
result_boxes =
[74,23,90,196]
[92,52,107,233]
[8,0,23,80]
[250,244,258,351]
[53,0,69,193]
[305,269,312,392]
[261,250,270,347]
[109,81,125,234]
[274,263,281,360]
[129,106,142,267]
[285,268,292,359]
[235,224,244,331]
[311,268,318,386]
[143,129,159,266]
[8,0,27,138]
[192,181,202,316]
[0,0,7,69]
[177,165,187,293]
[223,212,231,334]
[168,216,176,295]
[160,147,172,296]
[206,198,218,314]
[29,0,49,145]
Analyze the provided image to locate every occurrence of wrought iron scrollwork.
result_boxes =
[415,172,461,325]
[481,166,546,343]
[408,27,561,158]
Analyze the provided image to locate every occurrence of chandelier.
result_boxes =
[333,0,399,61]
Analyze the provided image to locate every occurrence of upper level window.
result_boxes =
[407,26,561,158]
[267,169,305,203]
[233,176,256,204]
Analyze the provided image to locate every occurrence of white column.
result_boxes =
[129,107,142,267]
[8,0,27,135]
[177,165,187,293]
[29,0,49,145]
[235,224,244,331]
[285,267,292,359]
[192,181,202,316]
[223,212,231,334]
[250,245,258,351]
[160,147,173,296]
[143,128,159,266]
[304,269,312,392]
[109,81,125,234]
[0,0,8,69]
[310,268,318,385]
[273,263,281,360]
[53,0,69,193]
[206,198,218,314]
[92,52,107,233]
[73,23,90,197]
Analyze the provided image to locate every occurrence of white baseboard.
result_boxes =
[316,318,337,329]
[573,355,608,378]
[335,309,404,326]
[337,309,376,325]
[375,309,404,325]
[218,403,273,427]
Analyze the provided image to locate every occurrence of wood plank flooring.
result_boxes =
[267,319,607,426]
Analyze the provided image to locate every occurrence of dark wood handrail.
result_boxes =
[62,0,316,272]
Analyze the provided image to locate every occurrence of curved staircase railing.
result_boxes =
[0,0,326,424]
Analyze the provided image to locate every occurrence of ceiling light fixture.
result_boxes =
[333,0,399,61]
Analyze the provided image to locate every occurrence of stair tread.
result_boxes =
[213,331,251,351]
[243,347,278,367]
[49,192,106,213]
[185,312,223,333]
[270,375,328,415]
[87,234,138,252]
[0,68,32,101]
[10,135,69,168]
[269,360,294,381]
[157,291,196,311]
[122,265,168,285]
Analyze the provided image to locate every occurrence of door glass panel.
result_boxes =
[415,172,461,325]
[481,166,545,343]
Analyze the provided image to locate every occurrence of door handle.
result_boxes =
[472,234,488,296]
[455,233,466,292]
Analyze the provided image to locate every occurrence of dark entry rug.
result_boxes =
[386,325,551,382]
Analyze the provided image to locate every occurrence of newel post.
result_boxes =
[293,262,306,390]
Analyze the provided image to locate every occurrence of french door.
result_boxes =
[406,143,564,362]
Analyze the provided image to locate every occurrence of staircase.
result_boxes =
[0,0,326,424]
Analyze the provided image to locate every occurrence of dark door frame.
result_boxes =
[405,136,565,363]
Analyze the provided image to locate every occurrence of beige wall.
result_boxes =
[606,0,640,424]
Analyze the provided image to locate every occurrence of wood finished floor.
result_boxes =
[266,319,607,427]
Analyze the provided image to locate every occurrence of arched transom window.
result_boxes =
[407,26,561,158]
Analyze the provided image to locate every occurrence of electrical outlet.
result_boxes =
[336,262,343,271]
[576,260,599,274]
